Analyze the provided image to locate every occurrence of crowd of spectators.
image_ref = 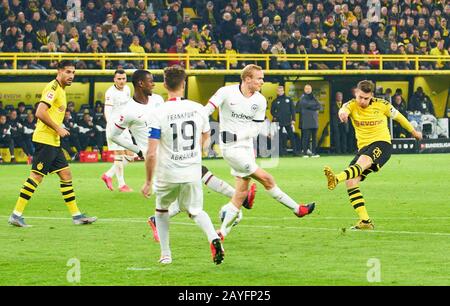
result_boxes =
[0,100,107,163]
[0,0,449,70]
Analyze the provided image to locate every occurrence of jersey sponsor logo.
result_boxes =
[46,91,55,101]
[231,111,254,120]
[353,119,383,127]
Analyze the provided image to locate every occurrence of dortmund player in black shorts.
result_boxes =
[8,61,97,227]
[324,80,422,230]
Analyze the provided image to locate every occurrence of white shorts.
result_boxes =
[154,180,203,216]
[106,125,132,151]
[222,145,258,178]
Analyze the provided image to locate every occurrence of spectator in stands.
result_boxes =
[62,110,81,159]
[430,40,450,69]
[0,114,14,163]
[392,94,409,138]
[8,110,32,161]
[22,112,36,156]
[16,102,27,120]
[79,112,100,152]
[408,87,435,116]
[223,39,238,69]
[234,25,253,54]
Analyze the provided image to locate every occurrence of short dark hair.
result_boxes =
[132,69,151,87]
[164,65,186,91]
[57,60,75,69]
[357,80,375,93]
[114,69,126,75]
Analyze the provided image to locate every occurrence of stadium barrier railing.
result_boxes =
[0,53,449,75]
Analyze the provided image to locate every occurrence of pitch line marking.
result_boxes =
[2,215,450,237]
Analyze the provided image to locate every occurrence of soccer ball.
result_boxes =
[219,205,243,227]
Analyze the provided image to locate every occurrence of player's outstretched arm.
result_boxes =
[109,123,140,153]
[391,108,422,140]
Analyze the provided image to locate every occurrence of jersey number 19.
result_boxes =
[170,121,197,152]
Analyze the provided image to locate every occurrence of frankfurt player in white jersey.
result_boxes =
[101,70,134,192]
[141,66,224,265]
[205,64,316,238]
[108,70,164,159]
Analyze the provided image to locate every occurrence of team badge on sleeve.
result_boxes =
[46,91,55,101]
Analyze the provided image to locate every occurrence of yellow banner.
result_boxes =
[0,82,89,107]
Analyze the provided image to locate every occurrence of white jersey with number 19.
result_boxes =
[149,97,210,183]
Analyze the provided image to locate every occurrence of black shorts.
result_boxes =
[31,142,69,175]
[349,141,392,181]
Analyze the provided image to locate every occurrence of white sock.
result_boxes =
[168,201,181,218]
[122,156,131,165]
[115,155,126,187]
[202,172,235,198]
[191,210,219,242]
[155,211,171,258]
[267,186,298,211]
[105,164,116,178]
[219,202,240,237]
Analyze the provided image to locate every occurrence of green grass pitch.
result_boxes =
[0,154,449,286]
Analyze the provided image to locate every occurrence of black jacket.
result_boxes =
[271,94,296,126]
[296,93,321,129]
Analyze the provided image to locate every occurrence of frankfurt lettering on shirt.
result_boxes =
[167,111,195,122]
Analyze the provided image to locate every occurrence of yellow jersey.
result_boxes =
[33,80,67,147]
[341,97,414,149]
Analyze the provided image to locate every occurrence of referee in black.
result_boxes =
[271,85,298,156]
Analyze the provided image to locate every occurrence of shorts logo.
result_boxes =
[372,147,382,159]
[37,162,44,171]
[244,163,250,170]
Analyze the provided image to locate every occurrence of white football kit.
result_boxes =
[149,97,210,216]
[206,84,267,177]
[105,84,132,150]
[109,94,164,154]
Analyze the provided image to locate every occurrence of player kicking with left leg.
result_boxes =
[324,80,422,230]
[142,66,224,264]
[205,64,315,239]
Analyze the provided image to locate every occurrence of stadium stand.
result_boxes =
[0,0,448,70]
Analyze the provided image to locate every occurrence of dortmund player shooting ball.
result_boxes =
[219,205,243,227]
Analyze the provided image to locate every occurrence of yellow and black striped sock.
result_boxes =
[60,180,81,217]
[337,164,363,183]
[13,177,40,216]
[347,186,370,221]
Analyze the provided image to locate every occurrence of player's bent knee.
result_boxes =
[30,171,43,183]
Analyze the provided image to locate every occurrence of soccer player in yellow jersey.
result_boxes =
[8,61,97,227]
[324,80,422,230]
